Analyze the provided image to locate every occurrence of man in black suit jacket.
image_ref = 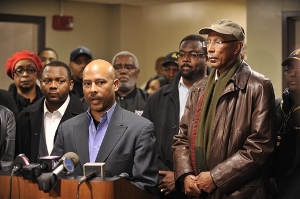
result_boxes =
[51,59,158,196]
[15,61,86,163]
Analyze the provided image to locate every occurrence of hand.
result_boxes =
[183,175,201,197]
[195,171,216,193]
[158,170,176,195]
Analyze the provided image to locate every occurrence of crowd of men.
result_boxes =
[0,19,299,199]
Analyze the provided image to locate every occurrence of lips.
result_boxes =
[119,77,129,82]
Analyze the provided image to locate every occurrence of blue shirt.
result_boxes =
[87,102,116,162]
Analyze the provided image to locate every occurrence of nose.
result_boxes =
[50,81,58,88]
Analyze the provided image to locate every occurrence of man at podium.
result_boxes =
[51,59,158,197]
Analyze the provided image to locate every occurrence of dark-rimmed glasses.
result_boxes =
[284,67,300,76]
[177,52,206,59]
[113,65,137,72]
[14,67,37,76]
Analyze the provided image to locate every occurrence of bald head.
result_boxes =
[83,59,115,80]
[83,59,119,120]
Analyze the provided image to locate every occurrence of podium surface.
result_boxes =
[0,174,154,199]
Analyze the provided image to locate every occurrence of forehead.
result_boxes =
[83,64,113,80]
[287,59,300,67]
[73,54,91,61]
[42,66,68,76]
[180,40,204,52]
[207,31,235,40]
[14,59,36,68]
[40,50,57,58]
[113,55,134,64]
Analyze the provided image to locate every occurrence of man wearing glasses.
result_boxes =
[271,48,300,198]
[173,19,276,199]
[112,51,149,116]
[5,50,43,113]
[143,34,209,199]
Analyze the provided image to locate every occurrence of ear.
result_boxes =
[234,41,244,55]
[69,79,74,91]
[113,79,119,91]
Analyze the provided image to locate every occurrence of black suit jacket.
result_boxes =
[15,94,86,162]
[51,104,158,195]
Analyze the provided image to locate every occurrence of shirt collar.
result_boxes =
[86,101,117,123]
[43,94,70,116]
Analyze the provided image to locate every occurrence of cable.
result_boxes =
[76,181,81,199]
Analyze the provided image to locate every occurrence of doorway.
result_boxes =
[0,14,45,90]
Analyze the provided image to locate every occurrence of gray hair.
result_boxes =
[111,51,139,69]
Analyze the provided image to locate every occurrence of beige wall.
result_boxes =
[0,0,299,97]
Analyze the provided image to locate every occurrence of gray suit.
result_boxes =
[51,104,158,195]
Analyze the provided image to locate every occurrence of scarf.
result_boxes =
[194,60,240,173]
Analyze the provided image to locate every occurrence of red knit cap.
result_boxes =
[5,50,42,79]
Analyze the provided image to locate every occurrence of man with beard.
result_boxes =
[51,59,158,196]
[112,51,149,116]
[69,46,93,98]
[5,50,43,114]
[15,61,85,162]
[143,34,209,199]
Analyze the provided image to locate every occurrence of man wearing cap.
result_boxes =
[172,19,276,198]
[5,50,43,113]
[162,52,179,84]
[112,51,149,116]
[69,46,93,98]
[143,34,208,199]
[270,48,300,198]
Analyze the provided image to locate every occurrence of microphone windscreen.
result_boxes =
[62,152,79,167]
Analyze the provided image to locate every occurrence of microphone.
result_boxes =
[21,156,61,180]
[39,156,61,172]
[119,172,130,180]
[37,152,79,192]
[79,162,105,185]
[11,154,30,175]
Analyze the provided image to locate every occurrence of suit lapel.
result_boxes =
[73,114,90,166]
[96,106,128,162]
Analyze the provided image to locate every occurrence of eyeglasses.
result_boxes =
[14,67,37,76]
[113,65,137,72]
[203,40,238,47]
[284,67,300,76]
[177,52,206,59]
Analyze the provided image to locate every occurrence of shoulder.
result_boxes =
[136,88,150,99]
[118,106,153,125]
[59,112,87,128]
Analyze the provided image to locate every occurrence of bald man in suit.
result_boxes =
[51,59,158,196]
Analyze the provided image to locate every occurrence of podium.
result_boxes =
[0,174,154,199]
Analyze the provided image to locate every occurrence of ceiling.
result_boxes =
[68,0,201,6]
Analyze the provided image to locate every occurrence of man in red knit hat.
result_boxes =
[5,50,43,114]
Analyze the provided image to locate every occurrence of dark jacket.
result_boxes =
[15,94,85,163]
[115,87,149,115]
[272,89,300,198]
[143,73,181,172]
[173,61,277,199]
[0,105,15,171]
[143,73,185,199]
[11,84,43,114]
[51,105,158,196]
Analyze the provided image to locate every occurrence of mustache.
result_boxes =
[180,62,192,68]
[207,54,218,58]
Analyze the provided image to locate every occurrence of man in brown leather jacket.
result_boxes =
[172,19,276,199]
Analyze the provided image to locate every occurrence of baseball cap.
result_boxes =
[162,52,179,67]
[281,48,300,66]
[5,50,42,79]
[199,19,245,41]
[70,46,92,61]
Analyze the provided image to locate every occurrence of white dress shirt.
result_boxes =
[43,95,70,154]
